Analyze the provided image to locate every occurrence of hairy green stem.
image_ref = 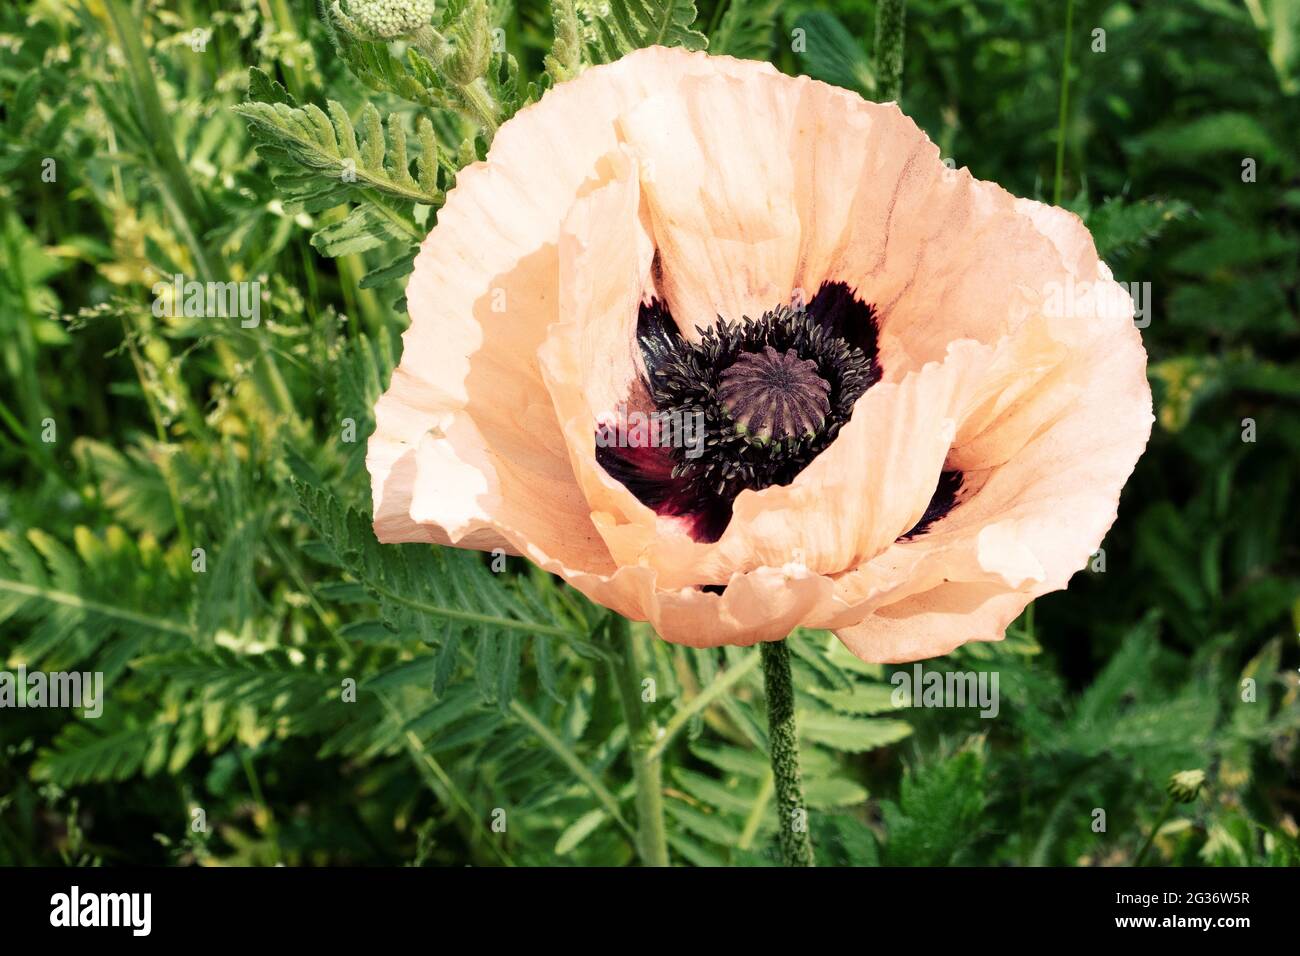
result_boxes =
[760,639,814,867]
[874,0,908,103]
[607,616,670,866]
[457,78,501,140]
[410,28,501,140]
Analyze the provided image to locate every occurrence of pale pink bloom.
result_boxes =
[368,47,1152,662]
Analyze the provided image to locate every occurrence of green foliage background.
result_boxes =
[1,0,1297,867]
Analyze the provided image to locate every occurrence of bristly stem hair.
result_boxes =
[760,639,815,867]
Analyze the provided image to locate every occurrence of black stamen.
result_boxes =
[596,282,884,542]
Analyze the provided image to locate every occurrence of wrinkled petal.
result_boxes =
[829,207,1153,660]
[367,46,1153,665]
[369,49,776,553]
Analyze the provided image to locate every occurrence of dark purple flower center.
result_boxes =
[717,345,831,443]
[594,280,963,545]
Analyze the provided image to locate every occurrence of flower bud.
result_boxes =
[1167,769,1205,804]
[342,0,435,40]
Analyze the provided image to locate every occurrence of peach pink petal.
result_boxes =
[367,46,1153,663]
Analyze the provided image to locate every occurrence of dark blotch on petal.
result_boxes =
[594,437,733,543]
[636,298,682,379]
[900,469,964,539]
[807,281,881,377]
[594,438,678,510]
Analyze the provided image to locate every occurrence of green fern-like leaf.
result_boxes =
[323,12,446,108]
[288,476,607,709]
[592,0,708,61]
[292,477,579,637]
[880,749,987,866]
[790,10,875,96]
[309,203,411,257]
[328,0,522,133]
[546,0,585,81]
[234,79,444,210]
[0,525,191,674]
[32,717,170,786]
[72,437,176,536]
[710,0,779,59]
[799,709,913,753]
[1084,196,1192,261]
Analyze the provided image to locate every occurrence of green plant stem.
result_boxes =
[737,770,774,851]
[1053,0,1075,205]
[103,0,221,280]
[238,746,281,863]
[1134,794,1175,866]
[643,649,760,763]
[0,577,194,637]
[104,0,301,431]
[874,0,908,103]
[759,639,814,867]
[121,321,191,549]
[410,28,501,140]
[457,78,501,140]
[263,0,309,99]
[507,698,635,842]
[607,616,670,866]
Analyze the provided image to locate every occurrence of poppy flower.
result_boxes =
[367,46,1153,663]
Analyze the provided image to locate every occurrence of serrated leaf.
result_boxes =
[360,245,419,289]
[803,682,902,715]
[1085,196,1192,261]
[234,81,443,210]
[593,0,708,61]
[310,204,404,257]
[710,0,779,59]
[664,799,741,845]
[799,711,913,752]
